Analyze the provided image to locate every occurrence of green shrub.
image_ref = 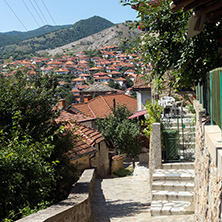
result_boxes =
[113,167,133,177]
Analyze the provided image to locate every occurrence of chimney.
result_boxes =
[59,99,66,109]
[84,95,92,103]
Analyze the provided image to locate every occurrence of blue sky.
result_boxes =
[0,0,138,32]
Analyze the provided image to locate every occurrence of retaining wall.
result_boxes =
[17,169,95,222]
[194,100,222,221]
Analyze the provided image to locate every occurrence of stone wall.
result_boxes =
[194,100,222,221]
[17,169,95,222]
[111,155,124,173]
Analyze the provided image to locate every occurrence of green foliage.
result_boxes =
[125,77,134,88]
[0,71,77,221]
[118,38,135,52]
[185,104,195,114]
[108,80,122,90]
[113,166,133,177]
[97,105,141,158]
[143,100,163,138]
[120,0,222,88]
[58,86,74,105]
[116,119,142,157]
[84,49,102,58]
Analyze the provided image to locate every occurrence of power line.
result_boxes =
[22,0,40,27]
[29,0,45,25]
[33,0,48,24]
[42,0,57,26]
[4,0,28,31]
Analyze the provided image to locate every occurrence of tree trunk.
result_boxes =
[132,156,135,168]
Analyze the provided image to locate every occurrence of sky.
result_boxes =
[0,0,138,32]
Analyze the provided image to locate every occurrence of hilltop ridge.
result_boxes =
[0,16,115,61]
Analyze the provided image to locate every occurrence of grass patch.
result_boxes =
[113,166,133,177]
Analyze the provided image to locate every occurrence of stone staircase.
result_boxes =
[150,162,195,216]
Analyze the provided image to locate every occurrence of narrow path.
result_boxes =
[91,164,196,222]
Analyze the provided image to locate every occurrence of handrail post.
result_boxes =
[210,71,213,125]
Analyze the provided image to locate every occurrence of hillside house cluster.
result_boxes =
[0,45,151,103]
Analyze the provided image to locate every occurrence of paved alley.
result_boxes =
[91,164,196,222]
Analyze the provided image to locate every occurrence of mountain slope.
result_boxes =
[40,22,141,56]
[0,25,71,47]
[0,16,114,60]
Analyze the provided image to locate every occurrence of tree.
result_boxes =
[108,80,122,89]
[125,77,134,88]
[116,119,142,168]
[84,49,102,58]
[0,71,77,221]
[120,0,222,88]
[97,105,141,167]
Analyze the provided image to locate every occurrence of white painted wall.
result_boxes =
[137,90,151,111]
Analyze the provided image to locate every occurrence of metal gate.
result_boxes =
[161,114,196,162]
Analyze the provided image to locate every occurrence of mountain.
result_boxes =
[0,25,71,47]
[41,22,141,56]
[0,16,114,61]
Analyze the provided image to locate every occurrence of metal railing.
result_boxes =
[197,68,222,129]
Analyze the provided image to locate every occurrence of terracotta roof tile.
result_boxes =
[72,94,137,118]
[56,106,95,122]
[115,77,127,81]
[66,122,104,160]
[71,103,95,118]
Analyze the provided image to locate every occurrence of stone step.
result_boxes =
[161,162,194,170]
[162,122,195,128]
[180,143,196,150]
[161,119,195,125]
[151,200,194,216]
[152,181,194,192]
[153,169,194,182]
[152,190,194,202]
[170,126,195,131]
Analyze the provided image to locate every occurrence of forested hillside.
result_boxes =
[0,25,71,47]
[0,16,114,61]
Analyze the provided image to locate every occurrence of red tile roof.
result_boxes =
[72,94,137,118]
[66,122,104,160]
[72,78,85,82]
[115,77,127,81]
[56,106,95,123]
[76,85,90,90]
[71,88,80,93]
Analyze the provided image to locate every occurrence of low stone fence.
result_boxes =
[194,100,222,221]
[17,169,96,222]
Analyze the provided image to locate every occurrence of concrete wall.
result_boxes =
[16,169,95,222]
[91,141,109,178]
[136,90,151,111]
[79,120,97,129]
[194,100,222,221]
[71,155,90,171]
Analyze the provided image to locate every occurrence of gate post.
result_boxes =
[149,123,162,169]
[149,123,162,192]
